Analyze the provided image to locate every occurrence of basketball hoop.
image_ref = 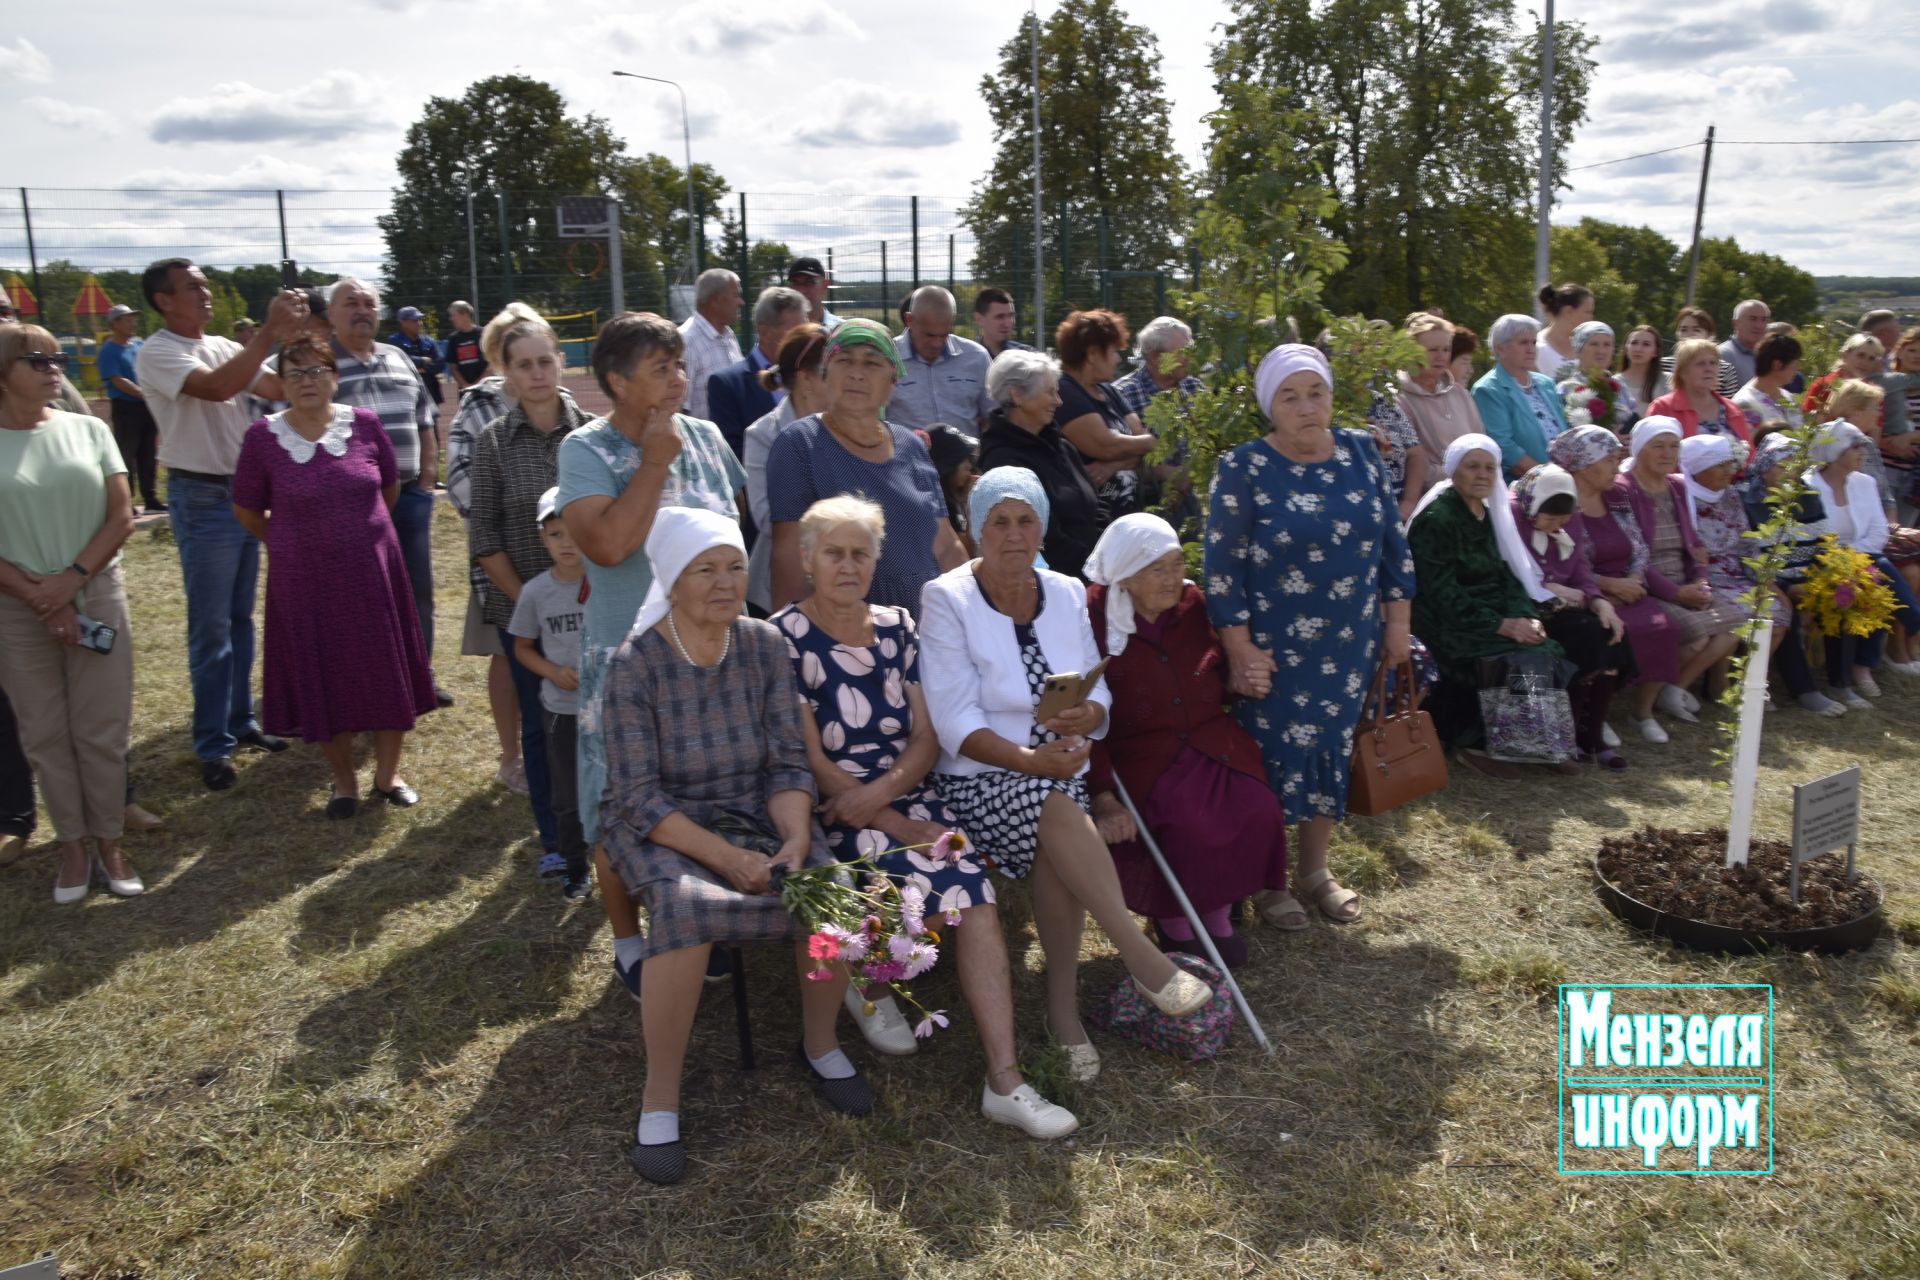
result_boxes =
[566,240,606,279]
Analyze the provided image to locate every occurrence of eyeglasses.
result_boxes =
[16,352,71,372]
[0,305,18,320]
[282,364,335,382]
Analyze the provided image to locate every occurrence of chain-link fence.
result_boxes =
[0,186,1188,361]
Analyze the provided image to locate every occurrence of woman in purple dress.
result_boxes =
[231,335,436,818]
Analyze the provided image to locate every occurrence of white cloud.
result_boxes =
[148,71,387,145]
[791,81,962,149]
[25,97,118,135]
[666,0,864,58]
[0,37,51,84]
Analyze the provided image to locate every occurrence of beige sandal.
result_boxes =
[1254,889,1311,931]
[1297,868,1361,923]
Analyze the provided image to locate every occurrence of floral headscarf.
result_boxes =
[1547,424,1622,473]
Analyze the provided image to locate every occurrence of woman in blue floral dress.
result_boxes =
[1204,345,1416,926]
[772,493,1078,1140]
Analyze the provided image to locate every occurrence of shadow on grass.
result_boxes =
[333,930,1469,1276]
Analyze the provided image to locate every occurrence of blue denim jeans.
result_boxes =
[498,626,558,852]
[1870,553,1920,633]
[169,473,261,760]
[391,484,437,661]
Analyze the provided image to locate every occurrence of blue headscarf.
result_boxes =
[967,466,1051,567]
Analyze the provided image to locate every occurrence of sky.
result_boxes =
[4,0,1918,287]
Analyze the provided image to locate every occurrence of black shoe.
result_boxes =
[370,781,421,808]
[237,729,289,753]
[202,757,237,791]
[796,1045,874,1117]
[562,873,592,901]
[434,687,455,709]
[326,792,358,820]
[627,1137,686,1184]
[1208,929,1250,971]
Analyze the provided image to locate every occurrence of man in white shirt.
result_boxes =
[785,256,840,331]
[135,257,306,789]
[891,285,994,432]
[678,269,743,420]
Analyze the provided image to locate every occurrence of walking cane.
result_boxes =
[1112,774,1274,1055]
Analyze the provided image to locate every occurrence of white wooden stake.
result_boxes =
[1724,617,1773,868]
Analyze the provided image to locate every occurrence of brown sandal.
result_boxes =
[1254,889,1311,931]
[1297,868,1361,923]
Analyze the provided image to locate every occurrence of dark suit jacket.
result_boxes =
[706,356,774,459]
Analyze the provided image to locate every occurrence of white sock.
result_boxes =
[613,934,646,971]
[1797,691,1839,713]
[807,1047,856,1080]
[637,1110,679,1145]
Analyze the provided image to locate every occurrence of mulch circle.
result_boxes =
[1596,826,1881,932]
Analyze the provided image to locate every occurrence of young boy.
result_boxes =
[508,489,591,899]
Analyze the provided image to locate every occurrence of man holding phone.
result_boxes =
[136,257,305,789]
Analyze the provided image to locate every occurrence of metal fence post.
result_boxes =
[948,234,955,293]
[1058,199,1069,316]
[695,191,707,274]
[608,200,625,320]
[736,192,751,342]
[19,189,42,319]
[1097,213,1110,310]
[497,191,513,301]
[276,189,289,262]
[880,240,889,324]
[910,196,920,292]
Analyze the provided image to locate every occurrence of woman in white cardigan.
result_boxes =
[919,467,1212,1082]
[1805,421,1920,695]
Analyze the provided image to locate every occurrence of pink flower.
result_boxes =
[944,910,963,928]
[1834,583,1856,609]
[889,933,938,979]
[805,965,833,982]
[806,932,840,962]
[899,884,927,937]
[913,1011,950,1039]
[862,960,906,983]
[931,831,970,863]
[822,923,866,963]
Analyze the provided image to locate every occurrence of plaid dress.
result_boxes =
[598,619,832,961]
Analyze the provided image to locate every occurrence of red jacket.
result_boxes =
[1646,389,1753,446]
[1086,582,1268,802]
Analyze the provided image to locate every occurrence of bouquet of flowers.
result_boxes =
[1560,372,1623,431]
[775,831,975,1040]
[1801,536,1899,637]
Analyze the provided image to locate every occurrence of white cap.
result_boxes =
[535,486,561,526]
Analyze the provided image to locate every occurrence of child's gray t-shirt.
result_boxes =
[506,569,586,715]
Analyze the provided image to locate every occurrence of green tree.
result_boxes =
[1575,218,1682,329]
[1212,0,1594,333]
[1548,224,1632,331]
[612,153,733,316]
[962,1,1188,336]
[1691,238,1820,330]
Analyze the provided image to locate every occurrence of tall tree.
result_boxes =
[1212,0,1594,332]
[962,0,1187,335]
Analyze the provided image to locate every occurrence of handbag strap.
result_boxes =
[1359,654,1423,730]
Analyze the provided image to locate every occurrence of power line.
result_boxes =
[1568,142,1698,172]
[1570,134,1920,172]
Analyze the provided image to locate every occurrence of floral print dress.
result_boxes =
[1203,432,1416,823]
[773,603,993,914]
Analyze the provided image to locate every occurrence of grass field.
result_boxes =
[2,503,1917,1279]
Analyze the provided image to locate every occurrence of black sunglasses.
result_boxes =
[16,352,71,372]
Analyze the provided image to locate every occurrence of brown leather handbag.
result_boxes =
[1346,657,1448,817]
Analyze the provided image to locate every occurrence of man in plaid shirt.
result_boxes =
[1110,316,1204,530]
[324,277,450,703]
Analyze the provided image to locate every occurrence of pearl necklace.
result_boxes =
[667,611,729,668]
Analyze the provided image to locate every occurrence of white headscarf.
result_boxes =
[1513,464,1578,559]
[1083,513,1182,656]
[1621,415,1683,472]
[1410,433,1554,603]
[631,507,747,637]
[1810,421,1870,466]
[1680,433,1736,510]
[1253,343,1332,423]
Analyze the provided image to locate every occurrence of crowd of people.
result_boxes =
[2,258,1915,1182]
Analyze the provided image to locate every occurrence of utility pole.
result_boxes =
[1031,0,1045,351]
[1533,0,1555,307]
[1684,125,1716,306]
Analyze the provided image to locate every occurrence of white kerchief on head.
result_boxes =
[1409,432,1554,603]
[1084,513,1182,656]
[1810,421,1869,466]
[1622,416,1683,472]
[631,506,747,637]
[1253,343,1332,424]
[1680,433,1735,509]
[1516,464,1578,558]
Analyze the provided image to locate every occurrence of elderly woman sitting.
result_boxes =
[598,507,864,1185]
[1509,464,1636,768]
[1558,321,1638,434]
[1083,514,1291,963]
[1739,435,1845,716]
[977,350,1106,578]
[1803,421,1920,700]
[1473,313,1572,478]
[773,495,1076,1137]
[920,467,1213,1083]
[1407,435,1570,777]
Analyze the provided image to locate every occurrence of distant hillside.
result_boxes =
[1815,277,1920,296]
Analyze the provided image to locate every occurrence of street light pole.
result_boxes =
[613,71,698,285]
[1030,0,1044,351]
[454,169,479,312]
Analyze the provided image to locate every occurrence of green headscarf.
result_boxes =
[825,317,904,380]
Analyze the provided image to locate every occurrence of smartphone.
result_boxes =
[281,258,299,289]
[73,612,117,655]
[1033,657,1110,723]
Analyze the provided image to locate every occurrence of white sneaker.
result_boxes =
[844,989,918,1056]
[1884,659,1920,676]
[1654,685,1699,723]
[1835,687,1873,710]
[1855,673,1883,698]
[981,1081,1079,1139]
[1636,718,1669,744]
[1601,722,1621,749]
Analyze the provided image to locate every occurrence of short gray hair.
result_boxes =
[907,285,956,322]
[752,285,808,331]
[1136,315,1192,360]
[1733,298,1769,321]
[328,276,379,310]
[798,494,886,557]
[695,268,740,308]
[986,348,1060,409]
[1489,313,1540,352]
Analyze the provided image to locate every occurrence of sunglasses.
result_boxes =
[16,352,71,372]
[282,364,335,382]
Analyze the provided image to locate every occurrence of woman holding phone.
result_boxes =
[919,466,1213,1085]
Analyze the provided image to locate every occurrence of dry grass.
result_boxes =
[3,505,1919,1279]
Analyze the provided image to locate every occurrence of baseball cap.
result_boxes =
[535,485,561,526]
[787,256,826,280]
[397,305,423,321]
[105,303,139,321]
